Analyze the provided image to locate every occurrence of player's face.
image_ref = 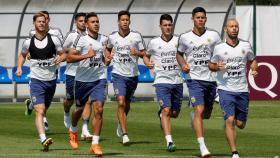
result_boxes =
[192,12,207,29]
[34,16,46,32]
[225,20,239,39]
[118,15,130,30]
[76,16,86,32]
[86,16,100,34]
[160,20,173,37]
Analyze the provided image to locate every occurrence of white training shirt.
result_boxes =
[21,35,63,81]
[74,33,107,82]
[107,30,146,77]
[177,28,221,82]
[211,39,255,92]
[29,26,63,42]
[147,35,183,84]
[63,30,86,76]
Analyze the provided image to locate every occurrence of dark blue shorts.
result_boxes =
[186,79,217,111]
[218,89,249,121]
[29,78,56,108]
[155,83,183,112]
[75,79,107,107]
[112,73,138,101]
[65,75,75,100]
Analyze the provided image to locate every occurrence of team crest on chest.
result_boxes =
[224,52,228,55]
[207,38,212,43]
[242,49,246,55]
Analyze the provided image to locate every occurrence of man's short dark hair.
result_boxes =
[160,14,173,24]
[75,12,86,20]
[85,12,98,22]
[33,12,46,22]
[39,10,49,18]
[192,7,206,16]
[118,10,130,20]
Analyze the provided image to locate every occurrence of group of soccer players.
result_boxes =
[15,6,258,158]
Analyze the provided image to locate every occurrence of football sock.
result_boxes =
[165,135,173,146]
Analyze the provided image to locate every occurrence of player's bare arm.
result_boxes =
[15,52,28,77]
[53,50,67,64]
[208,60,225,72]
[143,53,154,69]
[130,47,145,58]
[248,59,258,77]
[104,47,114,65]
[67,48,96,63]
[176,51,190,73]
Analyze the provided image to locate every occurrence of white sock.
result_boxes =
[92,135,100,144]
[39,134,46,143]
[70,125,78,133]
[82,119,89,134]
[165,135,173,146]
[197,137,207,149]
[64,111,69,116]
[43,116,47,123]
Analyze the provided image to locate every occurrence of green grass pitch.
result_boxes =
[0,101,279,157]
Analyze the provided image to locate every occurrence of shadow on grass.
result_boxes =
[119,140,159,146]
[190,153,230,158]
[81,138,110,144]
[155,148,198,152]
[210,153,230,157]
[46,132,68,136]
[72,152,123,156]
[35,148,73,152]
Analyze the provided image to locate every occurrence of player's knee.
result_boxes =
[236,120,246,129]
[117,100,126,108]
[64,99,73,106]
[171,110,180,118]
[74,107,83,113]
[194,107,204,116]
[161,108,171,116]
[225,116,235,125]
[35,109,44,115]
[95,106,104,115]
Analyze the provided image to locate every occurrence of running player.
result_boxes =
[67,12,108,156]
[62,12,93,140]
[105,10,146,145]
[208,18,258,158]
[16,12,66,151]
[176,7,221,157]
[25,10,64,132]
[143,14,183,152]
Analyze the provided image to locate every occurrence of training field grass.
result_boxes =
[0,101,279,158]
